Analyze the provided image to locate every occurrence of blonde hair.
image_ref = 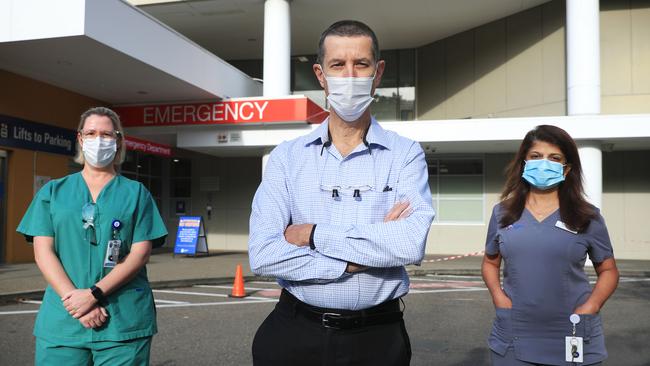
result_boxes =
[74,107,126,166]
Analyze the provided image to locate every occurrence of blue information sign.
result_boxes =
[0,113,76,156]
[174,216,208,255]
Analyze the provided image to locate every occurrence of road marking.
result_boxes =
[410,282,484,289]
[194,285,269,291]
[249,281,279,285]
[412,277,483,284]
[424,274,483,279]
[19,300,42,305]
[619,278,650,283]
[409,288,488,294]
[0,310,38,315]
[154,299,190,304]
[156,299,278,308]
[153,289,273,301]
[153,289,229,298]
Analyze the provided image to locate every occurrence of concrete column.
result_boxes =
[262,0,289,175]
[263,0,291,97]
[566,0,600,116]
[578,143,602,209]
[567,0,602,210]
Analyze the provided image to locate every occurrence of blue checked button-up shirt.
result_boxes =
[249,117,435,310]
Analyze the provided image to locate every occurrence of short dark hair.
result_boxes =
[317,20,380,65]
[499,125,596,232]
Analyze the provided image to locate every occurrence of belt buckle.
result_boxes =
[322,312,342,329]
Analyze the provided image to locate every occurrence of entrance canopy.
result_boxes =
[0,0,260,104]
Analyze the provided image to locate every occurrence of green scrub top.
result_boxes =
[17,172,168,343]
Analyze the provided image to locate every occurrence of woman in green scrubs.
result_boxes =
[17,107,167,365]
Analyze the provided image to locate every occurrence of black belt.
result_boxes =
[280,289,403,330]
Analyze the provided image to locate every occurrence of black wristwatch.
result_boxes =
[309,224,317,250]
[90,285,107,304]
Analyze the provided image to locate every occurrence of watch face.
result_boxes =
[91,286,103,300]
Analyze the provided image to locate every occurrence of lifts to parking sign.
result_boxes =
[174,216,208,256]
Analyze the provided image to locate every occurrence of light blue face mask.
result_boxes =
[522,159,566,190]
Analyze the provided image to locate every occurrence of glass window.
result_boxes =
[438,200,484,222]
[169,157,191,218]
[291,55,327,109]
[374,49,416,121]
[150,177,162,198]
[228,59,263,80]
[119,150,166,201]
[138,155,151,176]
[171,178,191,197]
[428,156,484,224]
[171,158,191,177]
[122,151,137,173]
[398,49,415,88]
[292,55,320,91]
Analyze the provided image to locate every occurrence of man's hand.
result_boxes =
[345,262,367,273]
[62,289,97,319]
[79,306,109,329]
[284,224,314,247]
[384,202,412,222]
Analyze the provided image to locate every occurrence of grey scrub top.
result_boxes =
[485,203,614,365]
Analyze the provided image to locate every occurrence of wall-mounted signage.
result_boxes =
[0,114,75,156]
[115,96,328,127]
[124,136,172,157]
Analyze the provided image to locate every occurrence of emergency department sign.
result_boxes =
[124,136,172,157]
[114,96,328,127]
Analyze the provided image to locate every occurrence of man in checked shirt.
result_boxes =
[249,20,435,366]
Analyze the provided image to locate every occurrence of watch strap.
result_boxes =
[90,285,107,304]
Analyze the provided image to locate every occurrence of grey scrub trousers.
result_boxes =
[485,204,613,366]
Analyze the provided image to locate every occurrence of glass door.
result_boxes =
[0,151,6,263]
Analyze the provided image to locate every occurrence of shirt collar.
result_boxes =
[304,116,392,150]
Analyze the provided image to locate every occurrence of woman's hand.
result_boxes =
[573,301,600,315]
[494,293,513,309]
[482,253,512,309]
[62,289,97,319]
[78,306,109,329]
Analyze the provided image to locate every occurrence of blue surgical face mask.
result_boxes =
[522,159,566,190]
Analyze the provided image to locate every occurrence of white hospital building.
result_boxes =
[0,0,648,263]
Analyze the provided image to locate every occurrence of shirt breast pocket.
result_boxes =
[355,188,397,224]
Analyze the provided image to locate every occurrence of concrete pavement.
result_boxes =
[1,246,648,302]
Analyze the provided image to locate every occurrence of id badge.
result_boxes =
[565,336,584,363]
[103,239,122,268]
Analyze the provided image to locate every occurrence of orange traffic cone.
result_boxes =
[229,264,247,298]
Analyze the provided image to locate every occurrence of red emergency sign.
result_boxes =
[124,136,172,157]
[115,96,328,127]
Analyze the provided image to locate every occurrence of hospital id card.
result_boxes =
[103,239,122,268]
[565,336,584,363]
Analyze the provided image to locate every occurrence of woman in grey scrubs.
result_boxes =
[482,125,619,366]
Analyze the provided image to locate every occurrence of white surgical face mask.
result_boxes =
[82,137,117,168]
[322,67,376,122]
